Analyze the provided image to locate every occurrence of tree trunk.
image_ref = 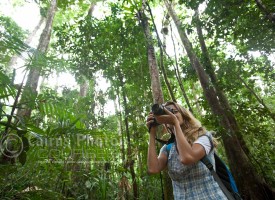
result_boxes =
[79,78,89,97]
[79,3,97,99]
[116,94,126,163]
[146,2,176,102]
[194,7,256,164]
[17,0,57,121]
[115,91,129,200]
[159,48,176,102]
[237,75,275,121]
[138,2,174,199]
[194,8,275,198]
[194,8,240,128]
[7,17,45,75]
[138,5,164,104]
[118,68,138,199]
[190,82,203,115]
[170,23,193,113]
[165,1,275,199]
[254,0,275,23]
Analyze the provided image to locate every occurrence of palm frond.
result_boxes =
[0,71,16,101]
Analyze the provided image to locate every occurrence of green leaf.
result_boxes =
[85,180,92,188]
[18,151,27,166]
[27,124,46,135]
[17,130,27,137]
[22,136,29,152]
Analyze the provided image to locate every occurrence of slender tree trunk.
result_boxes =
[7,17,45,75]
[115,91,126,164]
[254,0,275,23]
[237,75,275,121]
[190,82,203,115]
[165,1,275,199]
[74,61,95,197]
[170,24,193,113]
[25,17,45,45]
[146,2,176,102]
[79,78,89,97]
[54,71,59,90]
[138,5,164,104]
[160,13,193,112]
[17,0,57,121]
[194,8,246,142]
[118,68,138,199]
[159,48,176,102]
[194,8,238,126]
[79,3,96,98]
[77,69,93,193]
[115,91,129,200]
[138,2,174,199]
[87,78,97,128]
[0,71,27,164]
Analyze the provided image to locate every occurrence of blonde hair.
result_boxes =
[164,101,218,147]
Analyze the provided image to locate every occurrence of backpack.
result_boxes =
[166,135,242,200]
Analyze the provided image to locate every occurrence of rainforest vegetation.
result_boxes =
[0,0,274,199]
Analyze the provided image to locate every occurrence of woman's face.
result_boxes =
[165,104,184,126]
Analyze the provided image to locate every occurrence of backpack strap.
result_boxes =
[166,142,173,156]
[200,134,236,200]
[165,133,176,156]
[201,156,236,200]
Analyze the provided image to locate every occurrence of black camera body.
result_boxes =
[151,104,174,115]
[150,104,174,127]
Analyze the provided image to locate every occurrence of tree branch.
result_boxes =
[255,0,275,23]
[238,75,275,122]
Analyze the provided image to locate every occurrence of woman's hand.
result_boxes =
[147,111,168,174]
[146,112,158,135]
[154,107,179,126]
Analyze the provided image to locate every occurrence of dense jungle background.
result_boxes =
[0,0,274,199]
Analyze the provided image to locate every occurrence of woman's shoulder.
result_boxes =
[197,131,213,140]
[195,131,214,154]
[160,144,168,155]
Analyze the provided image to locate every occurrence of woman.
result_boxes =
[146,101,227,199]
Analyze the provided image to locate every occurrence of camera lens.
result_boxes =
[151,104,165,115]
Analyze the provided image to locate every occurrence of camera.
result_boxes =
[151,104,174,115]
[149,104,174,127]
